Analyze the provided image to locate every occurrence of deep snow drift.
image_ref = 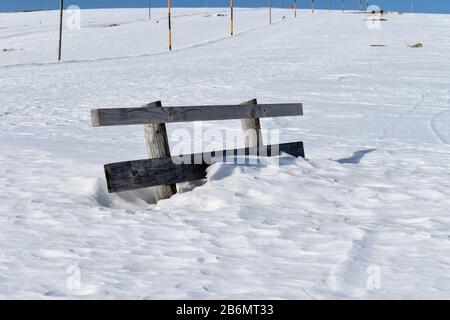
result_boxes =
[1,8,450,299]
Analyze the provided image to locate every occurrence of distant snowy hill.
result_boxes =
[1,8,450,299]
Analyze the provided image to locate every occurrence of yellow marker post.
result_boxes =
[168,0,172,50]
[230,0,234,36]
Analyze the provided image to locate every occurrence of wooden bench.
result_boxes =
[91,99,304,203]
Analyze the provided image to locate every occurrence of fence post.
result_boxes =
[240,99,263,153]
[148,0,151,20]
[58,0,64,61]
[269,0,272,24]
[230,0,234,36]
[168,0,172,50]
[143,101,177,202]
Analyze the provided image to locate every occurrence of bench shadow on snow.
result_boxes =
[337,148,377,164]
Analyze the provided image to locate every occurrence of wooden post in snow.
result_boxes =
[230,0,234,36]
[168,0,172,50]
[269,0,272,24]
[148,0,152,20]
[144,101,177,202]
[58,0,64,61]
[240,99,263,151]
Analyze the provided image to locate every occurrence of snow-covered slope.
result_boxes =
[1,8,450,299]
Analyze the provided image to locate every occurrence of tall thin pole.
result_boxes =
[312,0,315,13]
[269,0,272,24]
[148,0,151,20]
[168,0,172,50]
[342,0,344,12]
[294,0,297,18]
[230,0,234,36]
[58,0,64,61]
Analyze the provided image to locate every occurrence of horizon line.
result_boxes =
[1,6,449,15]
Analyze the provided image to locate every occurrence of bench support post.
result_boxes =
[144,101,177,202]
[240,99,264,152]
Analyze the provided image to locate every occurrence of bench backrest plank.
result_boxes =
[91,103,303,127]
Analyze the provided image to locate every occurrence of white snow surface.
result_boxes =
[1,8,450,299]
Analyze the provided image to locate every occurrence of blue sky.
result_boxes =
[1,0,450,14]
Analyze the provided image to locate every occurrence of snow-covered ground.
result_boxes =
[1,8,450,299]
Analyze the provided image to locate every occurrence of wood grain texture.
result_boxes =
[240,99,263,150]
[91,103,303,127]
[143,101,177,202]
[104,141,305,193]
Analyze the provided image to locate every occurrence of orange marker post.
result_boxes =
[230,0,234,36]
[168,0,172,50]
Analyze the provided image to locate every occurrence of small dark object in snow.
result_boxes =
[107,24,120,28]
[409,43,423,48]
[371,44,386,47]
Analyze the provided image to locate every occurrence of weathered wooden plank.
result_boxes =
[104,142,304,193]
[240,99,263,150]
[143,101,177,202]
[105,158,208,194]
[91,103,303,127]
